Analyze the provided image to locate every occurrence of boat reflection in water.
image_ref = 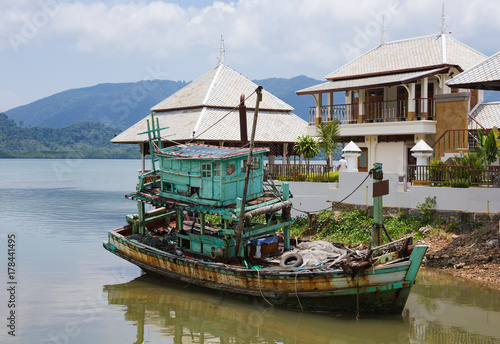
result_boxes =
[104,268,500,344]
[104,274,408,344]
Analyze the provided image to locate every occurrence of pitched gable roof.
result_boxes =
[151,63,293,112]
[447,51,500,90]
[326,34,486,81]
[469,102,500,129]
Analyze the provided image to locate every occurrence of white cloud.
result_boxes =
[1,0,499,109]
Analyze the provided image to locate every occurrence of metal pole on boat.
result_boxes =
[235,86,263,257]
[372,163,383,247]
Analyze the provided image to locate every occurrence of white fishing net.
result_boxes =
[292,240,347,267]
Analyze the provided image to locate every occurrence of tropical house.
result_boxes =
[112,48,307,172]
[296,24,487,176]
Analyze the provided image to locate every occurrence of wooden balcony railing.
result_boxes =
[408,165,500,187]
[266,163,338,182]
[309,98,435,125]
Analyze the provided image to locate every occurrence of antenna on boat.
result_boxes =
[235,86,263,255]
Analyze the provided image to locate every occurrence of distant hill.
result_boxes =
[0,113,138,159]
[5,80,188,129]
[6,75,329,130]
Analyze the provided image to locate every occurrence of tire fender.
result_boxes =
[279,252,303,268]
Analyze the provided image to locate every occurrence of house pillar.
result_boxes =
[357,91,365,123]
[269,155,275,164]
[315,93,323,125]
[327,92,334,121]
[283,143,288,164]
[421,77,429,119]
[407,83,416,121]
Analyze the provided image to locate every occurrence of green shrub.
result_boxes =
[416,196,437,225]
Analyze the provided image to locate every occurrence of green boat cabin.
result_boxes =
[154,143,269,206]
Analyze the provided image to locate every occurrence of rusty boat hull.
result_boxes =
[104,226,427,314]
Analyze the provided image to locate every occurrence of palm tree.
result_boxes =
[294,135,319,173]
[316,120,340,167]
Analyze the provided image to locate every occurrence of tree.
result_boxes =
[476,129,500,165]
[316,120,340,167]
[294,135,319,169]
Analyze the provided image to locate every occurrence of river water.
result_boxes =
[0,158,498,344]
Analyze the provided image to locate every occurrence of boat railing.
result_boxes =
[138,170,161,191]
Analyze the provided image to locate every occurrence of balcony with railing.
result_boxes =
[309,98,435,125]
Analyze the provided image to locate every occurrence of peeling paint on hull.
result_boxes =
[104,228,427,314]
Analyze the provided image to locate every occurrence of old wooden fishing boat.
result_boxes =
[104,88,427,314]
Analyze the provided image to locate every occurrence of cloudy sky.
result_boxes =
[1,0,499,111]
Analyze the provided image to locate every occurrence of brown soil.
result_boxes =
[418,221,500,286]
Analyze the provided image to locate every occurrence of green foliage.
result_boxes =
[290,216,309,237]
[416,196,437,225]
[316,120,340,166]
[0,113,139,159]
[476,129,500,165]
[293,135,319,167]
[451,151,484,170]
[309,171,339,182]
[291,209,427,246]
[315,210,373,245]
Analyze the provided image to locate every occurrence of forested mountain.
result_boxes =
[0,113,138,158]
[5,75,328,129]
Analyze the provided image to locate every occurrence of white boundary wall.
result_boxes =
[279,172,500,217]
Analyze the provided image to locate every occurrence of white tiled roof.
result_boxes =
[151,63,293,111]
[111,108,307,144]
[297,67,447,95]
[447,51,500,89]
[469,102,500,129]
[326,34,486,80]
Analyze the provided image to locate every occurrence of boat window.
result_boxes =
[213,163,221,177]
[163,182,175,192]
[241,159,247,173]
[253,156,260,169]
[226,163,235,176]
[202,164,212,178]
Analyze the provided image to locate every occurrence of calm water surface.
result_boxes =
[0,158,498,344]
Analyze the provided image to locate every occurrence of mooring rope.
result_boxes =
[256,269,273,306]
[294,271,304,311]
[183,260,199,288]
[356,273,360,321]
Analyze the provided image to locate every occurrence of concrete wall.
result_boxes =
[435,92,469,145]
[279,172,500,217]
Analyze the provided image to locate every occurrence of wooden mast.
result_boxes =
[235,86,263,257]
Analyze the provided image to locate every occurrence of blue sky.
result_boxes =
[1,0,499,111]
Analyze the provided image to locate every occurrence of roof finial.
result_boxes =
[438,2,448,35]
[379,15,387,46]
[217,35,225,66]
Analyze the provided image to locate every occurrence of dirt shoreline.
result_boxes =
[417,220,500,286]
